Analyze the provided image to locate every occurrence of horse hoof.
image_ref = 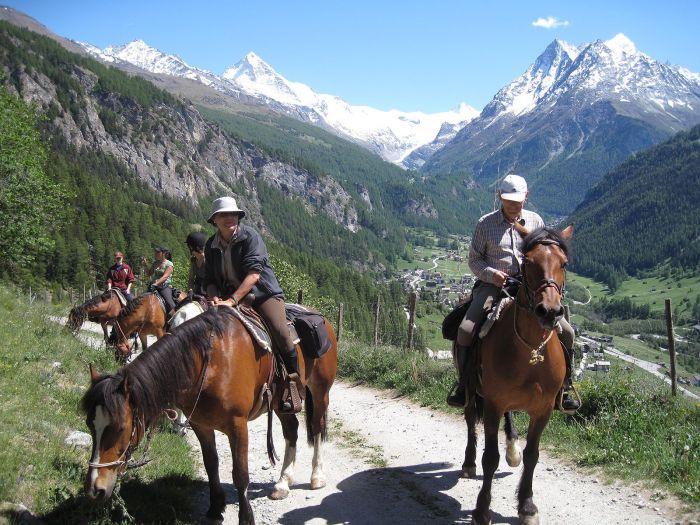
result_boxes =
[519,512,539,525]
[310,476,326,490]
[270,485,290,500]
[461,466,477,478]
[506,439,522,467]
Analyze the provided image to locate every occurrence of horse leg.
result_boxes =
[190,423,225,521]
[101,321,109,342]
[504,411,522,467]
[473,404,501,525]
[462,402,478,478]
[517,412,551,525]
[271,413,299,500]
[228,417,255,525]
[308,386,329,490]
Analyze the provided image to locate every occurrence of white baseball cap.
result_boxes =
[499,174,528,202]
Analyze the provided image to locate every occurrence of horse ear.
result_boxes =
[561,224,574,240]
[118,374,129,397]
[89,364,100,383]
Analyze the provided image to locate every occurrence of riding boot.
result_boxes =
[447,344,469,407]
[279,345,302,414]
[557,346,581,414]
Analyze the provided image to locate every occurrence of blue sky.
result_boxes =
[5,1,700,112]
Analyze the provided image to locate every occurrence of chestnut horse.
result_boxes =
[81,306,337,525]
[68,290,126,342]
[464,226,573,525]
[110,292,176,358]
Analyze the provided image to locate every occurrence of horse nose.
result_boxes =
[534,303,564,321]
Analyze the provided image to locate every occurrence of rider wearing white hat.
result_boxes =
[204,196,301,413]
[447,175,579,413]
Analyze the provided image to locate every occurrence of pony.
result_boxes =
[463,226,573,525]
[81,306,338,525]
[67,289,125,342]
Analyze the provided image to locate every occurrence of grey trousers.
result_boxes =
[457,281,574,350]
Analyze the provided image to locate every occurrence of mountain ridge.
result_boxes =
[423,33,700,216]
[78,38,479,166]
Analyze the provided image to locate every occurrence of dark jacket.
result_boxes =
[204,224,284,305]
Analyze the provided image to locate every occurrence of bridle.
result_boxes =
[513,239,567,365]
[519,239,565,310]
[88,413,143,469]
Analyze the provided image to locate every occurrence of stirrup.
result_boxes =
[279,373,303,413]
[556,384,582,415]
[446,382,466,408]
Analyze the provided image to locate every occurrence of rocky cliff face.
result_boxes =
[3,54,360,233]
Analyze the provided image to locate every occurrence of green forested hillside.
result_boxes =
[0,21,411,345]
[199,106,492,235]
[568,123,700,288]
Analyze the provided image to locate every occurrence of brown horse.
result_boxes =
[111,292,169,359]
[67,290,125,342]
[464,226,573,525]
[81,306,337,525]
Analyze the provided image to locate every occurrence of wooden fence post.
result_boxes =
[374,294,381,347]
[337,302,344,342]
[664,298,677,396]
[406,291,417,352]
[297,289,304,304]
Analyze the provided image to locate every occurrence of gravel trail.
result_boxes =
[185,382,690,525]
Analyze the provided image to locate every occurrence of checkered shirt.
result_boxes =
[468,208,545,285]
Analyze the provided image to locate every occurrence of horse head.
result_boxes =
[81,365,139,501]
[521,225,573,330]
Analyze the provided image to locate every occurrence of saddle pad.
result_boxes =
[229,306,272,352]
[478,296,513,340]
[113,288,128,307]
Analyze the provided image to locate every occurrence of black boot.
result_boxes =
[279,346,302,413]
[557,347,580,413]
[447,344,469,407]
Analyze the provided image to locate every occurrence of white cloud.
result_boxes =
[532,16,570,29]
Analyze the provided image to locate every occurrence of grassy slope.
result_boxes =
[0,288,199,524]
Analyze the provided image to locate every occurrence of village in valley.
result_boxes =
[392,234,700,399]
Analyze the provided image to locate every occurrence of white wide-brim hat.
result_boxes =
[499,174,528,201]
[207,196,246,224]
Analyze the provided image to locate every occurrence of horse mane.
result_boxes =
[522,227,571,259]
[67,291,114,331]
[80,307,235,427]
[117,294,148,319]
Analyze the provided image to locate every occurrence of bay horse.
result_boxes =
[81,305,337,525]
[67,289,125,342]
[464,226,573,525]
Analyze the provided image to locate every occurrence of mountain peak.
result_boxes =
[604,33,638,56]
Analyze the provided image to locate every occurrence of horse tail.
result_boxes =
[304,387,314,446]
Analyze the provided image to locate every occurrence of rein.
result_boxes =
[88,414,143,469]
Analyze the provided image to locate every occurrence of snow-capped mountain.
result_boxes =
[424,33,700,215]
[79,42,478,166]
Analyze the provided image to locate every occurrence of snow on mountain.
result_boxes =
[221,51,479,165]
[424,33,700,214]
[79,41,478,167]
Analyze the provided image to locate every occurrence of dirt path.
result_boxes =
[184,382,689,525]
[60,319,689,524]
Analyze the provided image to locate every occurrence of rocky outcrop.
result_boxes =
[3,60,361,232]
